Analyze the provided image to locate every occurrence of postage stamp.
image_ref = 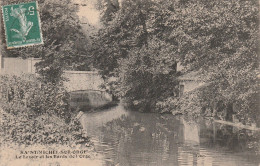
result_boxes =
[1,1,43,49]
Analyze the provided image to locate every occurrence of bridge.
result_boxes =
[0,56,113,110]
[63,70,105,92]
[63,70,113,110]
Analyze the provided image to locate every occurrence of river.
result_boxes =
[80,104,260,166]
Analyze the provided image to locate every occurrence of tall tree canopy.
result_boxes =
[91,0,180,110]
[92,0,259,118]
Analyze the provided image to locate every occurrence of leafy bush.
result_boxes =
[0,108,90,146]
[115,40,180,112]
[158,82,259,126]
[0,74,90,146]
[156,90,202,117]
[0,74,70,120]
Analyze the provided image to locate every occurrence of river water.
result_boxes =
[80,104,260,166]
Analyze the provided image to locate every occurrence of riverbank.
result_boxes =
[0,74,96,165]
[0,107,99,165]
[0,107,90,146]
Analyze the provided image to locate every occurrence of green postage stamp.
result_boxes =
[2,1,43,49]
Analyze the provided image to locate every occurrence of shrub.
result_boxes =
[0,74,90,146]
[0,108,90,146]
[0,74,70,120]
[115,41,180,112]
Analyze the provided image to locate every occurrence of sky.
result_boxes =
[73,0,100,26]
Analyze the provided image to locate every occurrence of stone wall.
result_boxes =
[0,56,41,75]
[0,57,106,92]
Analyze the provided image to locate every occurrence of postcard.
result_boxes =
[0,0,259,166]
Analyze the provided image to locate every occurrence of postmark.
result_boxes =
[1,1,43,49]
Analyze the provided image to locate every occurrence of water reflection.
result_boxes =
[80,105,260,166]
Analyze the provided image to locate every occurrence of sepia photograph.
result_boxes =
[0,0,259,165]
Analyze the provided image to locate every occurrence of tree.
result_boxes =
[155,0,259,122]
[91,0,160,77]
[116,39,180,111]
[91,0,180,111]
[92,0,259,119]
[1,0,90,84]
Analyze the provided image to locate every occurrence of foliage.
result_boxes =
[116,39,179,111]
[0,108,90,146]
[1,0,90,84]
[96,0,120,24]
[0,74,90,146]
[91,0,181,111]
[92,0,259,122]
[0,74,70,119]
[156,0,259,122]
[91,0,156,77]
